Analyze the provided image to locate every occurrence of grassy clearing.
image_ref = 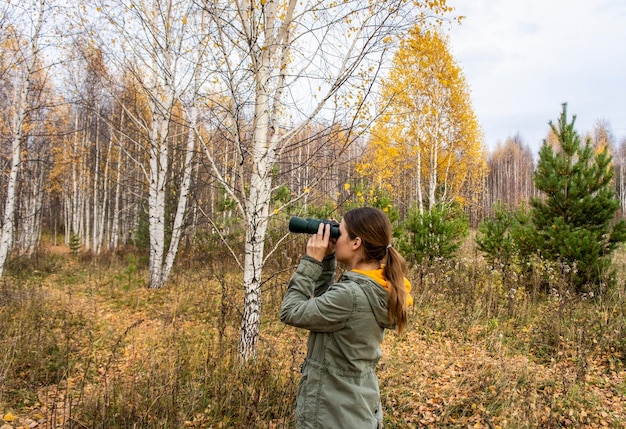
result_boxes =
[0,245,625,428]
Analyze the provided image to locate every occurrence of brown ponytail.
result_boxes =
[383,246,409,332]
[343,207,409,332]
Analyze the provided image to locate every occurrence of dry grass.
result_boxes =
[0,244,625,428]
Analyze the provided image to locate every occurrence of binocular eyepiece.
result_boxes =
[288,216,341,238]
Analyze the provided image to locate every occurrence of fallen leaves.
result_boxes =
[378,325,626,428]
[1,412,39,429]
[3,261,626,429]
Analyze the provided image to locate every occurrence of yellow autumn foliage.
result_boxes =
[358,25,487,210]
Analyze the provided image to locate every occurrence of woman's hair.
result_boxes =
[343,207,409,332]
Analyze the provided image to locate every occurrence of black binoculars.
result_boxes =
[288,217,341,238]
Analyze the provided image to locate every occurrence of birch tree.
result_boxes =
[590,119,614,151]
[198,0,454,361]
[485,135,536,214]
[0,0,47,277]
[358,26,486,214]
[14,102,57,256]
[108,73,153,250]
[614,137,626,217]
[163,14,208,283]
[57,40,115,254]
[91,0,208,288]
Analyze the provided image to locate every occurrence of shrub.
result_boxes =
[399,203,468,263]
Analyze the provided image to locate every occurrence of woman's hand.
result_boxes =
[306,222,336,262]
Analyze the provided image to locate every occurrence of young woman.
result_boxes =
[280,207,413,429]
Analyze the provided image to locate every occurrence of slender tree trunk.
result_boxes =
[621,165,625,215]
[139,0,180,289]
[111,147,122,251]
[110,108,127,251]
[83,154,91,251]
[239,38,278,360]
[95,122,113,254]
[64,193,71,245]
[70,116,80,244]
[441,151,452,205]
[147,114,170,289]
[162,106,196,280]
[240,168,272,361]
[17,168,44,256]
[428,138,437,210]
[28,172,44,256]
[416,142,423,214]
[92,110,100,253]
[0,0,44,277]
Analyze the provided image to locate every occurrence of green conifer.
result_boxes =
[401,203,468,263]
[476,201,515,265]
[69,232,81,256]
[531,104,626,293]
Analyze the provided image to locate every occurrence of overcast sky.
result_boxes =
[446,0,626,154]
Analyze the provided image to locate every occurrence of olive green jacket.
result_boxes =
[280,255,395,429]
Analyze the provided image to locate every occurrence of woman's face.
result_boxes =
[335,219,355,266]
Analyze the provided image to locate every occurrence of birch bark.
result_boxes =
[110,140,122,251]
[0,0,45,277]
[162,108,196,281]
[147,100,171,289]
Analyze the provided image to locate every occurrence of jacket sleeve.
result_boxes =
[314,254,336,296]
[280,256,352,332]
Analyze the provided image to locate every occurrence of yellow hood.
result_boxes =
[351,268,414,307]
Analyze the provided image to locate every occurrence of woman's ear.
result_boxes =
[352,236,362,250]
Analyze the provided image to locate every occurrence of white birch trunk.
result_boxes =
[147,114,170,289]
[416,143,424,215]
[111,147,122,251]
[16,170,44,256]
[92,114,100,253]
[162,10,206,275]
[428,140,437,211]
[441,151,452,205]
[162,106,196,281]
[95,122,114,255]
[83,158,91,251]
[238,0,296,361]
[239,103,271,361]
[71,115,80,243]
[0,0,44,277]
[28,174,44,256]
[621,162,626,214]
[64,193,71,245]
[144,0,177,289]
[110,109,126,251]
[240,164,273,361]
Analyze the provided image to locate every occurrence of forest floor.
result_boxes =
[1,249,626,428]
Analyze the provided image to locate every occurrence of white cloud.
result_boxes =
[447,0,626,152]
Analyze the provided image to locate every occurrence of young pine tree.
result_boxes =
[476,201,519,266]
[476,202,535,267]
[531,104,626,293]
[400,203,468,264]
